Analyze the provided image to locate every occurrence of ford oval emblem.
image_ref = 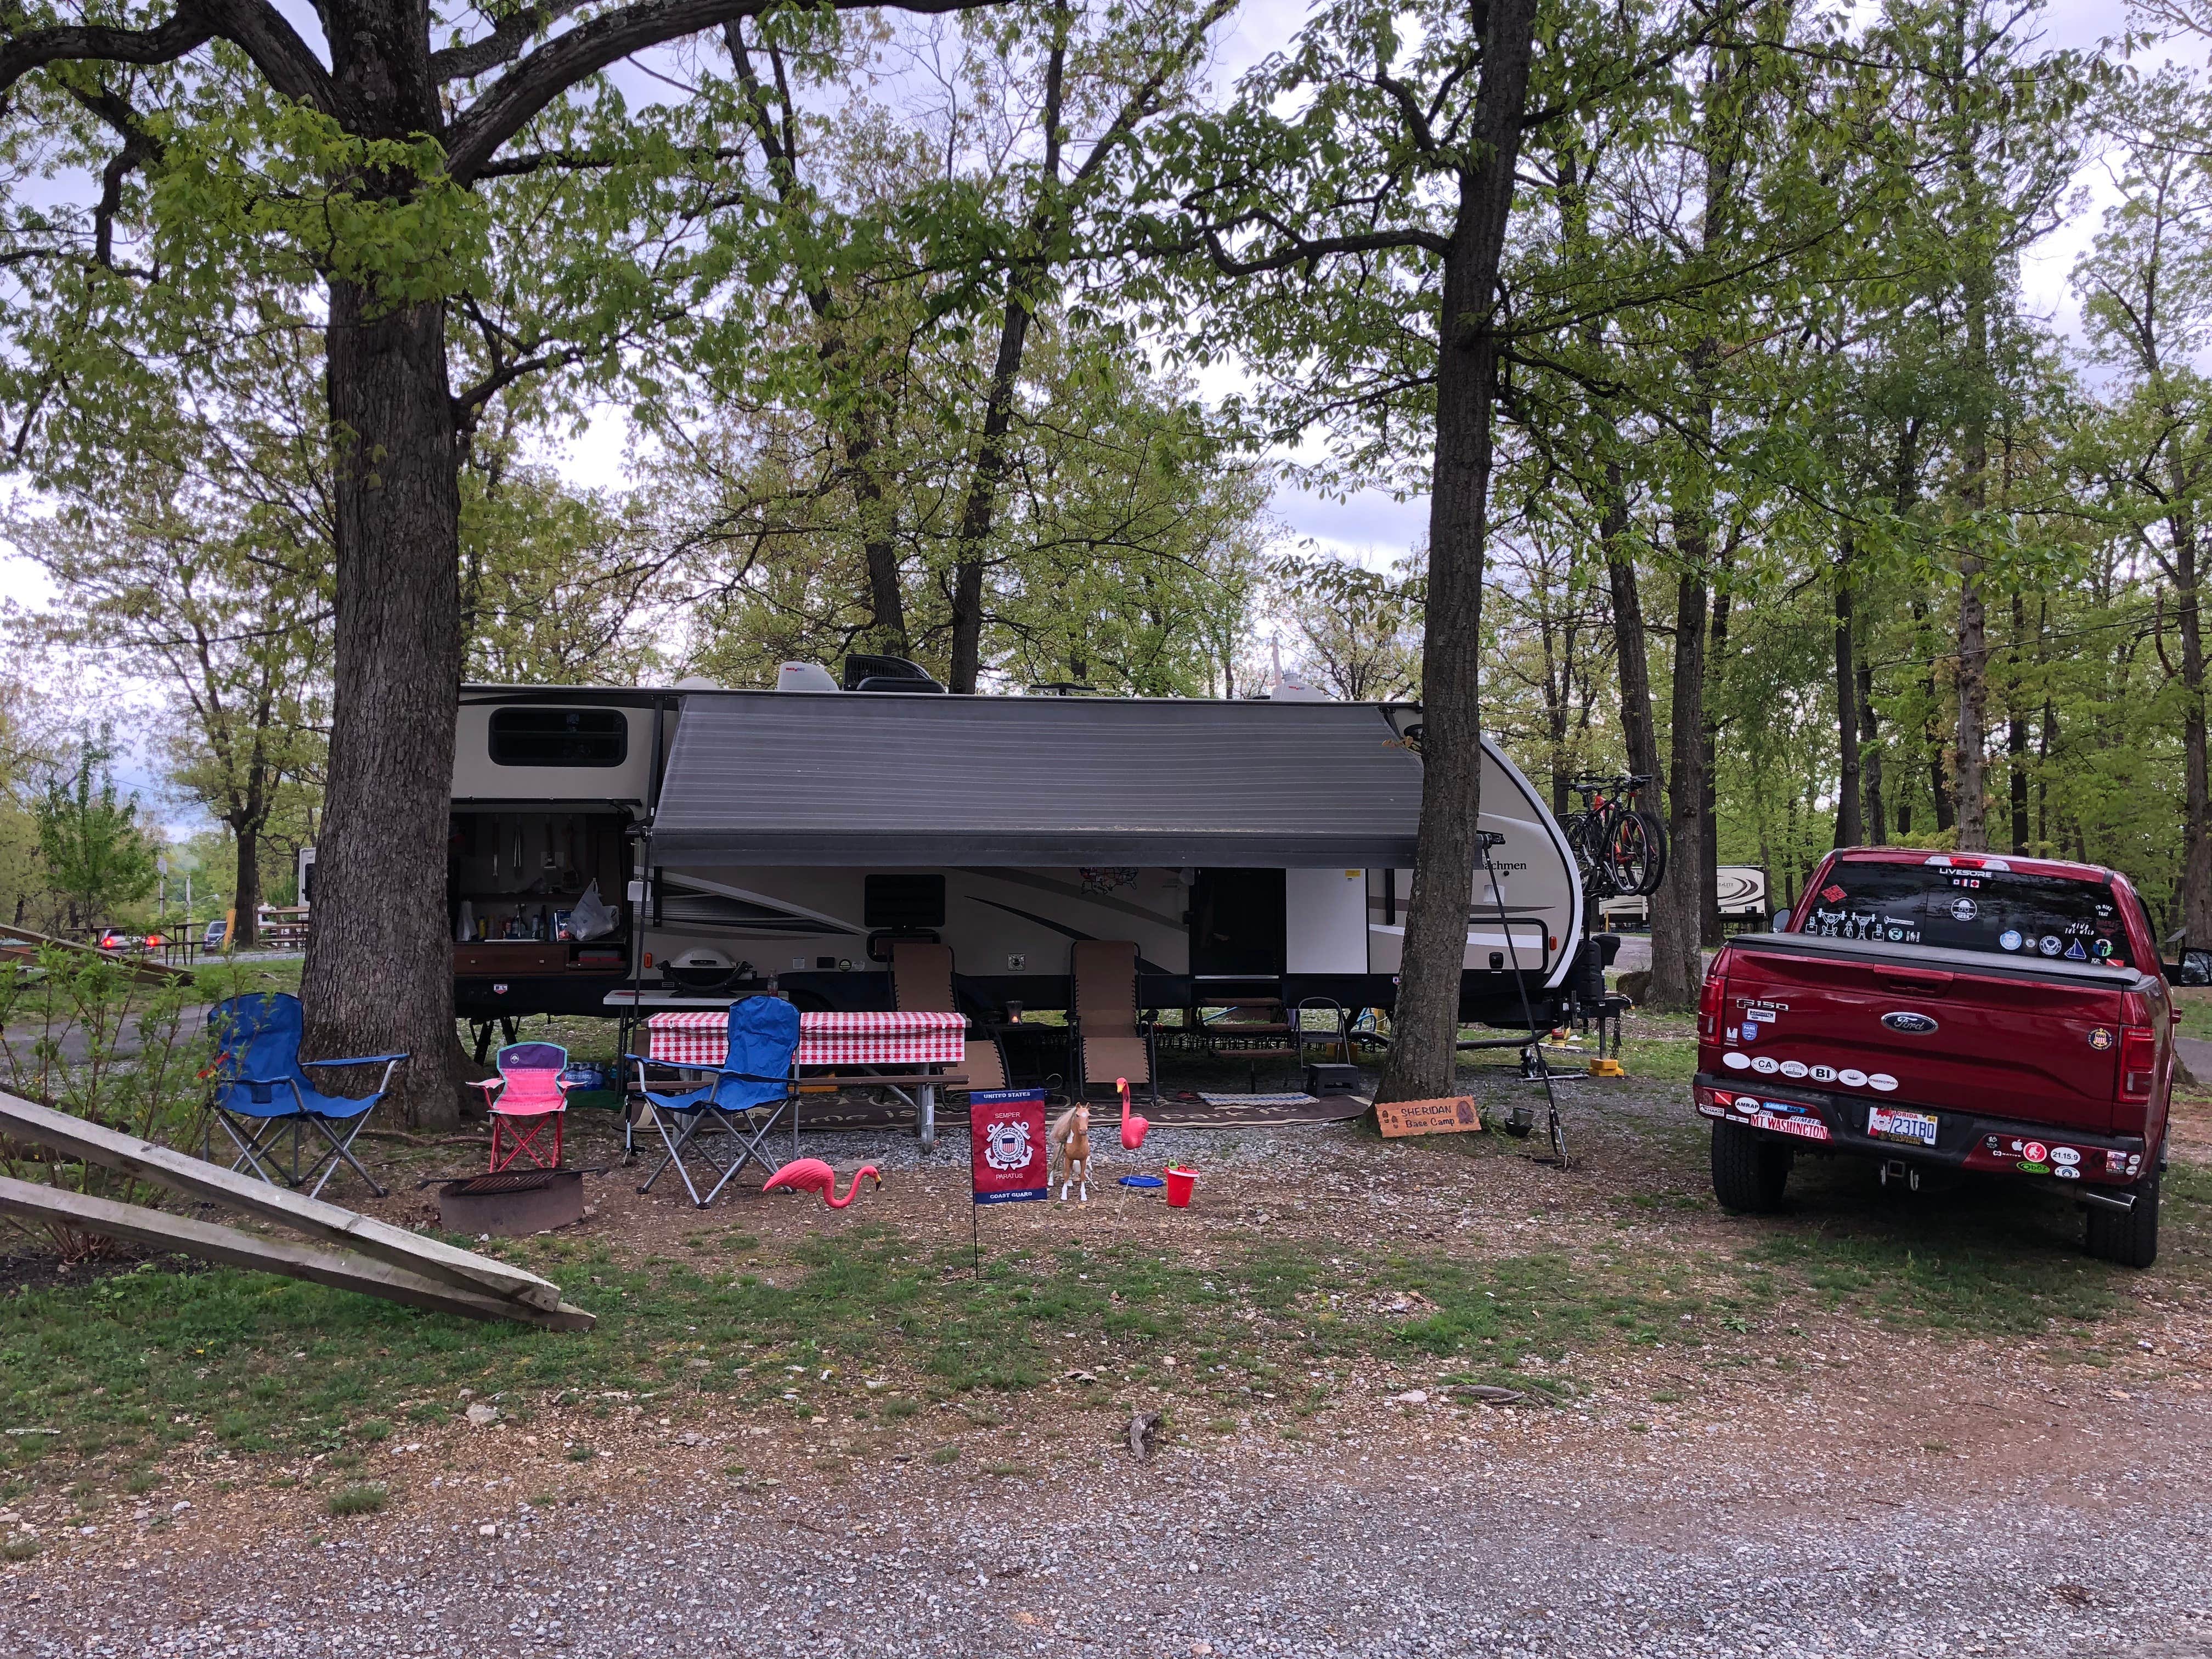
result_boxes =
[1882,1011,1939,1035]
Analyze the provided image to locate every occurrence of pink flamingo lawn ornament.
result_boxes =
[1118,1076,1150,1151]
[763,1158,882,1209]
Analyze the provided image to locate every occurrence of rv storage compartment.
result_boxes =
[454,943,566,977]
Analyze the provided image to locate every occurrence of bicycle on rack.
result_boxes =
[1561,774,1667,900]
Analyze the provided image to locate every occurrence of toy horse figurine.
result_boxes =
[1049,1102,1092,1201]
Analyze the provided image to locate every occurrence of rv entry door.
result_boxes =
[1190,869,1286,977]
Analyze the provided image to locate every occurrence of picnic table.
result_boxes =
[644,1008,968,1150]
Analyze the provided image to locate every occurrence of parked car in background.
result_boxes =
[1695,848,2175,1266]
[95,928,139,952]
[202,918,228,951]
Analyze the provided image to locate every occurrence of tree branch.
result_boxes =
[1202,221,1450,274]
[430,0,596,82]
[199,0,339,110]
[0,0,338,113]
[0,7,212,97]
[444,0,1003,184]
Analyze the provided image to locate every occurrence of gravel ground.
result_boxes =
[11,1370,2212,1659]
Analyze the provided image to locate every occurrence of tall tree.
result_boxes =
[1152,0,1549,1097]
[10,321,330,947]
[1,0,1003,1121]
[2074,69,2212,940]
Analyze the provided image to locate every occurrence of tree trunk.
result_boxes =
[2007,589,2030,855]
[301,279,465,1129]
[2173,504,2212,943]
[1858,656,1884,845]
[1833,540,1862,847]
[231,820,263,948]
[1700,584,1728,947]
[1376,0,1539,1104]
[1650,564,1708,1009]
[946,292,1036,693]
[855,456,909,658]
[1604,494,1662,785]
[1955,548,1989,849]
[1954,229,1992,849]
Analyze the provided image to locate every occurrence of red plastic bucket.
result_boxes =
[1164,1166,1198,1208]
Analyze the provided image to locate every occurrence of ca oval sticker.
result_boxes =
[1882,1011,1939,1035]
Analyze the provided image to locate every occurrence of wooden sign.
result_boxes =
[1374,1095,1485,1137]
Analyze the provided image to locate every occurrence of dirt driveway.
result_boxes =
[5,1030,2211,1657]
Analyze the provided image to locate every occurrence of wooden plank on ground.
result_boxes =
[0,1091,564,1311]
[0,1177,593,1331]
[1373,1095,1487,1138]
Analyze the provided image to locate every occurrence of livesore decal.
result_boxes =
[970,1088,1049,1206]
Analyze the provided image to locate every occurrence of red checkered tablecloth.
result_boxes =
[645,1008,966,1070]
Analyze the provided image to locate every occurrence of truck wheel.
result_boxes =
[1711,1120,1792,1213]
[2084,1166,2161,1269]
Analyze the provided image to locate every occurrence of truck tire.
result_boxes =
[1711,1120,1792,1213]
[2084,1165,2160,1268]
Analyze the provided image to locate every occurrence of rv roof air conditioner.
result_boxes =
[1266,670,1333,701]
[842,653,945,693]
[775,662,839,692]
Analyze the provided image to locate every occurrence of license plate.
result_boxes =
[1867,1105,1938,1146]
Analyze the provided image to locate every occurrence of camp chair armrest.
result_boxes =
[715,1067,793,1085]
[302,1053,409,1097]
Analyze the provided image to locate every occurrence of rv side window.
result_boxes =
[488,708,628,768]
[864,873,946,930]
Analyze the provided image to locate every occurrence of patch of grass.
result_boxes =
[2,1533,38,1561]
[1623,1036,1700,1082]
[1743,1225,2116,1334]
[928,1444,960,1465]
[324,1483,387,1517]
[566,1443,594,1462]
[879,1396,920,1420]
[980,1460,1025,1476]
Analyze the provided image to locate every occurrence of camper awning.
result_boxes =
[649,692,1425,866]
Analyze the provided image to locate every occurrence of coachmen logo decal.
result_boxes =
[1881,1011,1939,1035]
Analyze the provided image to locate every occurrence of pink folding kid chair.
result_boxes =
[471,1041,571,1171]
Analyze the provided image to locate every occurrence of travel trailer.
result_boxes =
[1599,865,1770,932]
[445,666,1587,1034]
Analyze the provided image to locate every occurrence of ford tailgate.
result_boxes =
[1709,933,2141,1135]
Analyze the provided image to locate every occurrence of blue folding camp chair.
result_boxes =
[626,996,800,1207]
[205,994,409,1199]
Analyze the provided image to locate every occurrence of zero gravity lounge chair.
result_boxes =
[1069,940,1158,1107]
[206,993,408,1199]
[888,939,1009,1092]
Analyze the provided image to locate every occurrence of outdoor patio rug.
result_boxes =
[1160,1091,1371,1127]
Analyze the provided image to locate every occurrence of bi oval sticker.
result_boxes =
[1719,1051,1895,1091]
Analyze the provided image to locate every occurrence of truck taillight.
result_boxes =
[2120,1026,2157,1101]
[1698,956,1728,1040]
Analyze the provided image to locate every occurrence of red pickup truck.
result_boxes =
[1694,848,2176,1267]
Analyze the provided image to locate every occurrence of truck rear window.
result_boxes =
[1799,862,2133,968]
